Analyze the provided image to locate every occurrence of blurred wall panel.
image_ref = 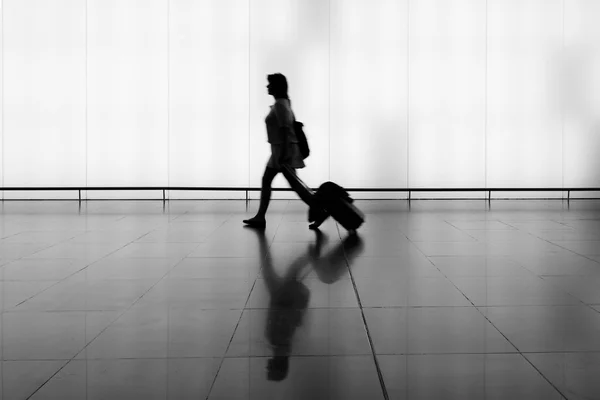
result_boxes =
[408,0,486,195]
[562,0,600,192]
[169,0,249,199]
[86,0,168,199]
[0,3,3,199]
[249,0,329,199]
[330,0,408,199]
[3,0,86,199]
[486,0,563,195]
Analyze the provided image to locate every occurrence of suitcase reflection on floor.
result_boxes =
[250,227,365,381]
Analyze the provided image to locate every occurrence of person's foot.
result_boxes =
[309,210,329,230]
[243,216,266,229]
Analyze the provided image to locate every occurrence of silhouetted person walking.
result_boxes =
[243,73,305,229]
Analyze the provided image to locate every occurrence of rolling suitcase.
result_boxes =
[281,164,365,232]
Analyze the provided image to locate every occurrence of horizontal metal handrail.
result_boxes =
[1,186,599,203]
[1,187,599,191]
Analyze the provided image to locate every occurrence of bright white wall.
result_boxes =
[169,0,249,200]
[563,0,600,196]
[408,0,485,196]
[0,0,599,200]
[330,0,408,200]
[3,0,86,199]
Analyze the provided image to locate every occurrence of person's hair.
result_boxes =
[267,73,289,100]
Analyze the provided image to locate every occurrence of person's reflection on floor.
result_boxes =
[248,225,365,381]
[312,230,364,285]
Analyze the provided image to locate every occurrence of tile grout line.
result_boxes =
[24,238,204,400]
[203,207,285,399]
[405,233,570,399]
[338,223,389,400]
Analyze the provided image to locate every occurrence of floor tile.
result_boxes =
[2,360,68,400]
[404,228,478,242]
[29,358,220,400]
[78,257,179,280]
[484,240,565,256]
[168,257,262,280]
[227,308,371,357]
[411,242,492,257]
[0,258,87,281]
[350,255,445,279]
[541,275,600,304]
[481,305,600,352]
[561,220,600,230]
[107,242,200,259]
[188,241,268,258]
[0,230,81,245]
[0,281,59,311]
[0,243,50,259]
[25,242,123,262]
[14,275,157,311]
[355,277,472,307]
[247,278,358,309]
[83,305,241,359]
[364,307,517,354]
[66,229,151,244]
[460,229,542,244]
[448,275,580,306]
[530,229,600,241]
[502,220,573,231]
[135,221,223,243]
[509,253,600,276]
[2,311,116,360]
[525,352,600,400]
[428,256,533,277]
[379,354,564,400]
[448,220,515,230]
[550,241,600,256]
[347,237,417,257]
[209,356,384,400]
[138,278,253,309]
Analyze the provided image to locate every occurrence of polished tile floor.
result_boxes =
[1,199,600,399]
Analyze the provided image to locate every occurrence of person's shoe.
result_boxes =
[308,209,329,230]
[243,216,266,229]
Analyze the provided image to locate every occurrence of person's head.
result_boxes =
[267,73,289,99]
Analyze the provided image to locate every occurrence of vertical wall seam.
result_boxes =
[1,0,4,197]
[406,0,410,191]
[248,0,251,197]
[167,0,170,196]
[485,0,488,190]
[329,0,331,182]
[85,0,88,195]
[561,0,565,193]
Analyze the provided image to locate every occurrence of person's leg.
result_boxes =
[243,166,279,227]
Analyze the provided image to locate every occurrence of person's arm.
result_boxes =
[274,101,293,163]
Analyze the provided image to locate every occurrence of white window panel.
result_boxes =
[330,0,408,199]
[563,0,600,189]
[408,0,486,194]
[486,0,563,191]
[168,0,249,200]
[3,0,86,199]
[86,0,168,199]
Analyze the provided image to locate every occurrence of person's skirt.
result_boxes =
[267,143,305,170]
